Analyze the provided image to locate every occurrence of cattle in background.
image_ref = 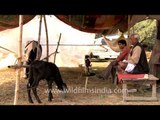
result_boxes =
[24,40,42,79]
[27,60,67,103]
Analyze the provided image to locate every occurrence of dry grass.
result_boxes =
[0,61,160,105]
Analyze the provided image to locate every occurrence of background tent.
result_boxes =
[0,16,96,68]
[55,15,128,34]
[0,15,35,31]
[1,15,160,33]
[1,15,160,105]
[0,15,133,68]
[0,15,160,69]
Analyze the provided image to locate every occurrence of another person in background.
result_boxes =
[85,55,91,75]
[97,38,130,81]
[118,33,149,74]
[84,55,95,76]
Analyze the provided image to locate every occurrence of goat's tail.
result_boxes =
[62,83,68,90]
[55,79,68,91]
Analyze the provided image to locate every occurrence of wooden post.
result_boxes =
[36,15,42,60]
[84,77,88,91]
[128,15,134,34]
[152,81,157,98]
[128,15,131,35]
[127,15,131,47]
[54,33,61,63]
[14,15,23,105]
[0,46,17,55]
[43,15,49,62]
[122,82,127,101]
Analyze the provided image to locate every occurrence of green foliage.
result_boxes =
[129,19,157,51]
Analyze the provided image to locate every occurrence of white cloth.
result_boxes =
[125,63,136,73]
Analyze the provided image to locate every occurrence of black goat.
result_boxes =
[27,60,67,103]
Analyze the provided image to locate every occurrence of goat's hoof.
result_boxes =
[38,101,42,103]
[29,100,34,103]
[51,96,53,99]
[48,99,52,102]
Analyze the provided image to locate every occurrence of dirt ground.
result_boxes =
[0,61,160,105]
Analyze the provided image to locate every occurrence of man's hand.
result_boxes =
[102,35,110,41]
[111,61,117,66]
[118,61,128,69]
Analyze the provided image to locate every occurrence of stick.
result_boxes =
[36,15,42,60]
[8,65,29,69]
[0,46,17,55]
[41,51,57,60]
[43,15,49,62]
[14,15,23,105]
[54,33,61,63]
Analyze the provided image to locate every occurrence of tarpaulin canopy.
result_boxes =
[55,15,128,34]
[55,15,160,35]
[1,15,160,34]
[0,15,35,31]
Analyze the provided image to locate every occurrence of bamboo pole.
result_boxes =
[14,15,23,105]
[40,44,103,46]
[41,51,56,61]
[128,15,131,35]
[36,15,42,60]
[43,15,49,62]
[0,46,17,55]
[128,15,135,34]
[127,15,131,47]
[54,33,61,63]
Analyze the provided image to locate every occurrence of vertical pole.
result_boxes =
[128,15,131,35]
[84,77,88,91]
[122,82,127,102]
[152,81,157,98]
[36,15,42,60]
[43,15,49,62]
[14,15,23,105]
[54,33,61,63]
[127,15,131,47]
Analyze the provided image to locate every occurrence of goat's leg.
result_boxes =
[47,80,53,101]
[27,83,34,103]
[32,80,42,103]
[32,87,42,103]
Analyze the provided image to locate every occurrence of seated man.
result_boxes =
[97,37,130,81]
[118,33,149,74]
[23,40,42,79]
